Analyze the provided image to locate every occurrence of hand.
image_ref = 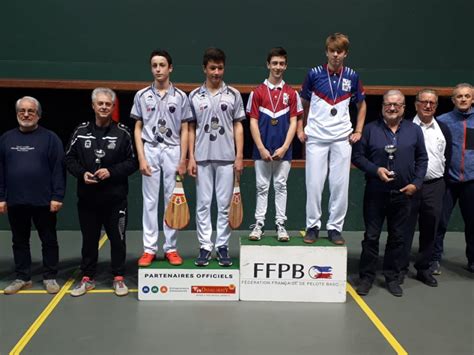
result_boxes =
[349,132,362,144]
[0,201,7,214]
[234,156,244,174]
[177,160,187,177]
[259,147,272,161]
[94,168,111,181]
[187,158,197,178]
[50,200,63,213]
[377,167,395,183]
[272,147,287,160]
[84,172,99,184]
[297,129,307,143]
[400,184,417,196]
[139,159,152,177]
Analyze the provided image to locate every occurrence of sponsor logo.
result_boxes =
[342,78,351,92]
[191,285,236,294]
[11,145,35,152]
[308,265,333,279]
[254,263,305,279]
[160,286,168,293]
[151,286,159,293]
[283,93,289,105]
[142,286,150,293]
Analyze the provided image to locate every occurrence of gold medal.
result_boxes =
[271,118,279,126]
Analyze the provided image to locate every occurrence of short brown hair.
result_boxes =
[325,33,350,52]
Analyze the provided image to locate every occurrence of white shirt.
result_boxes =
[413,115,446,181]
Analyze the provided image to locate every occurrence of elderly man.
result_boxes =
[431,83,474,274]
[65,88,137,297]
[352,90,428,297]
[0,96,65,295]
[401,89,451,287]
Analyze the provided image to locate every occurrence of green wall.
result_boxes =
[0,168,463,232]
[1,0,473,86]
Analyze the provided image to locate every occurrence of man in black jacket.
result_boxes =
[402,89,452,287]
[0,96,65,295]
[65,88,137,297]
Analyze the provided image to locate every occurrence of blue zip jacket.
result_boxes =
[437,108,474,183]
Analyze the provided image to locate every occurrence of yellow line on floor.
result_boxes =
[1,290,49,294]
[9,234,109,355]
[347,284,408,355]
[66,289,139,294]
[298,230,407,354]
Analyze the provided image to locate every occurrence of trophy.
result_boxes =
[384,144,397,179]
[93,149,106,181]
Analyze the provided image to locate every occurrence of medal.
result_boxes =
[266,81,283,127]
[326,66,343,117]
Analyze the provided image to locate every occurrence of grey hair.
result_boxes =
[91,87,116,103]
[452,83,473,97]
[383,89,405,104]
[416,88,438,102]
[16,96,42,117]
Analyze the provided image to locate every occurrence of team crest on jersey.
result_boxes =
[107,141,116,149]
[342,78,352,92]
[221,103,228,111]
[169,105,176,113]
[283,93,289,105]
[84,140,91,148]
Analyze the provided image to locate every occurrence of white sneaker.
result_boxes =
[276,222,290,242]
[70,277,95,297]
[249,222,264,241]
[113,276,129,297]
[4,279,33,295]
[43,279,60,294]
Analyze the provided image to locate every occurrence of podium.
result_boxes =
[138,259,239,301]
[239,236,347,303]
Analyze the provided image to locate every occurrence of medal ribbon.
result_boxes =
[326,66,344,105]
[266,83,283,115]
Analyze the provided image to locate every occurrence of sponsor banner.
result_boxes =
[240,245,347,303]
[139,268,239,301]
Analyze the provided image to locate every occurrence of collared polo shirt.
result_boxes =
[130,83,192,146]
[189,82,245,162]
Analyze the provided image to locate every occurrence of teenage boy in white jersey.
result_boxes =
[131,49,192,267]
[188,47,245,267]
[246,47,303,242]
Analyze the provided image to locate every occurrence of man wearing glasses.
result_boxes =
[401,89,451,287]
[431,83,474,274]
[352,90,428,297]
[0,97,66,295]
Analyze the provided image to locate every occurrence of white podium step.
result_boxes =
[239,236,347,303]
[138,259,239,301]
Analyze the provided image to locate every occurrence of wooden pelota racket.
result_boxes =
[229,173,243,229]
[165,174,190,230]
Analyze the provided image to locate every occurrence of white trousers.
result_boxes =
[305,138,351,232]
[196,162,234,251]
[142,142,180,254]
[254,160,291,225]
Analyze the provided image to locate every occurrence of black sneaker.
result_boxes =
[386,280,403,297]
[328,229,345,245]
[356,279,372,296]
[303,227,319,244]
[416,270,438,287]
[195,248,212,267]
[216,246,233,267]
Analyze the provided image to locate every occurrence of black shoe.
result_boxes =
[327,229,345,245]
[466,263,474,273]
[386,281,403,297]
[303,227,319,244]
[416,270,438,287]
[356,279,372,296]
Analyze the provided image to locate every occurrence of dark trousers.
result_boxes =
[77,199,127,278]
[403,178,445,272]
[8,205,59,281]
[359,187,411,283]
[433,181,474,264]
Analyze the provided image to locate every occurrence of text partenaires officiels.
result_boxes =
[144,273,233,278]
